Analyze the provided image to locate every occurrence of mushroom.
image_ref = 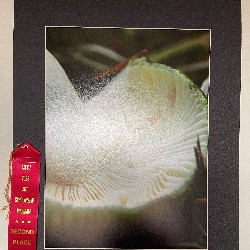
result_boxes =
[45,50,208,247]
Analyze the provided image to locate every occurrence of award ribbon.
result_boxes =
[3,142,41,250]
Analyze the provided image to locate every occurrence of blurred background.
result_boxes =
[46,28,210,100]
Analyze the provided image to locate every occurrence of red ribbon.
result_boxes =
[8,142,40,250]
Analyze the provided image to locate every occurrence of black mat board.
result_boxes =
[13,1,241,249]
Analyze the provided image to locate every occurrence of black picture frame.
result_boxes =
[13,1,241,249]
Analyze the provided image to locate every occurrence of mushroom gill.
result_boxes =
[45,50,208,209]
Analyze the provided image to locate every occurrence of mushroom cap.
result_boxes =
[45,51,208,209]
